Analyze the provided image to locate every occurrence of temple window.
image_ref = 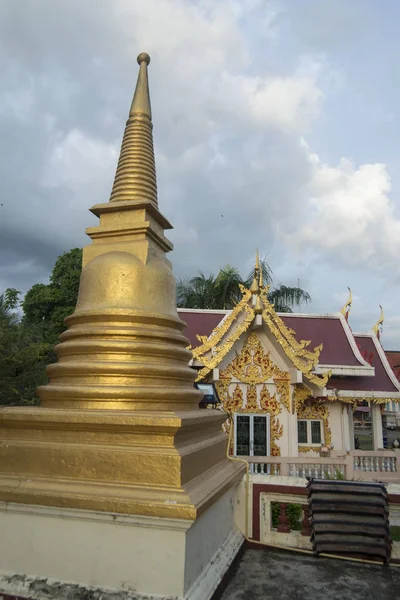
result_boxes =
[297,420,323,446]
[234,414,270,457]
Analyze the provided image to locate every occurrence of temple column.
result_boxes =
[348,404,355,450]
[371,402,384,450]
[341,403,352,451]
[287,389,299,457]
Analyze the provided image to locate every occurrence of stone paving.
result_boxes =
[221,548,400,600]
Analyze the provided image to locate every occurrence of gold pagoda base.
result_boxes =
[0,406,244,520]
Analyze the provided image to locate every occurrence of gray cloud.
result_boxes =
[1,0,400,347]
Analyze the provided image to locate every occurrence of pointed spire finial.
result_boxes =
[129,53,152,119]
[109,52,158,205]
[372,305,384,340]
[250,249,260,295]
[259,264,263,288]
[340,287,352,321]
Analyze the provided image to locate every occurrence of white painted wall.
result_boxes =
[0,488,243,600]
[329,401,345,451]
[184,485,243,599]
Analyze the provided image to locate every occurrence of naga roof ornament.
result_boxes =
[372,305,384,340]
[340,287,352,321]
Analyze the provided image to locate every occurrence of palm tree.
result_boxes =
[0,293,19,328]
[177,259,311,312]
[268,285,311,313]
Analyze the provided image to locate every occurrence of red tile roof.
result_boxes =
[178,310,364,367]
[178,310,227,349]
[281,315,363,367]
[328,335,399,393]
[385,351,400,381]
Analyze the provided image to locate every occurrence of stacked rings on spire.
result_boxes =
[109,114,158,205]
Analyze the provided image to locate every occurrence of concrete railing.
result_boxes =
[244,451,398,481]
[352,451,397,473]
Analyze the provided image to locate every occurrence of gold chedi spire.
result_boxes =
[109,52,157,206]
[0,54,244,520]
[37,54,196,411]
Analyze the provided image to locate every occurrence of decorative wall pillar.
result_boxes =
[348,404,355,451]
[342,403,351,452]
[371,402,384,450]
[287,409,299,457]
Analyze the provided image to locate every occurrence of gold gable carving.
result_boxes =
[192,283,330,389]
[260,287,330,388]
[191,286,255,382]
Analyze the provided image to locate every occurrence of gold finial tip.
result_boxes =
[137,52,151,65]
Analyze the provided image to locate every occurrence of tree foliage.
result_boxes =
[22,248,82,344]
[0,292,54,405]
[177,259,311,312]
[0,248,82,405]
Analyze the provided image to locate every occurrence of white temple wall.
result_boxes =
[328,401,345,452]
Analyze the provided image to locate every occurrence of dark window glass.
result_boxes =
[311,421,321,444]
[253,416,267,456]
[236,415,250,455]
[298,420,307,444]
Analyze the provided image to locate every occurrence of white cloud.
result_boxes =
[219,64,323,132]
[42,128,117,193]
[283,150,400,273]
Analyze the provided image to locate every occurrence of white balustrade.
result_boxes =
[246,451,397,481]
[353,454,397,473]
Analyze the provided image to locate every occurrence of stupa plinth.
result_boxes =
[0,54,244,599]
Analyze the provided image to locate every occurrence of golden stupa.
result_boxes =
[0,53,243,520]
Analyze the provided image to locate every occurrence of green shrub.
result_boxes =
[391,526,400,542]
[271,502,303,530]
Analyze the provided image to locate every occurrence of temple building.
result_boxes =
[178,273,400,459]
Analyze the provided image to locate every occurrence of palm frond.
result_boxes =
[268,285,311,312]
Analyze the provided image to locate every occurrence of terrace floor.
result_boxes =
[221,548,400,600]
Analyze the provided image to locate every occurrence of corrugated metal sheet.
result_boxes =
[307,479,392,565]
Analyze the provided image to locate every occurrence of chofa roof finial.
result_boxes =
[340,287,352,321]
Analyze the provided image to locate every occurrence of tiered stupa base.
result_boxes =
[0,406,244,599]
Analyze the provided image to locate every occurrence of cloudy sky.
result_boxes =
[1,0,400,346]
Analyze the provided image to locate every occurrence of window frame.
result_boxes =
[297,419,324,447]
[233,413,271,457]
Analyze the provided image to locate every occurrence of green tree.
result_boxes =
[22,248,82,343]
[0,292,53,405]
[4,287,21,310]
[177,259,310,312]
